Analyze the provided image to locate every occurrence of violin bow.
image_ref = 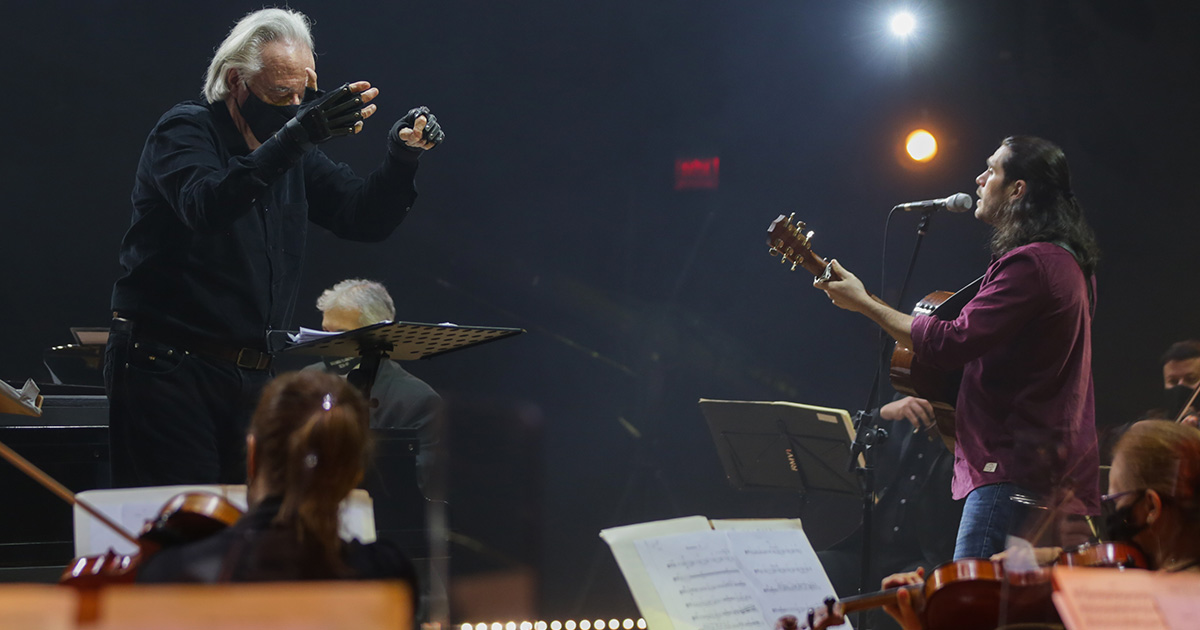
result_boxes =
[0,439,139,546]
[1173,385,1200,423]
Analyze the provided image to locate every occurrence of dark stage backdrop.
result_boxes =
[2,0,1198,621]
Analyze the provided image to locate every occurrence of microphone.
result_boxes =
[894,192,973,213]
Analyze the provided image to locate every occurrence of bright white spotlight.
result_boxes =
[890,11,916,37]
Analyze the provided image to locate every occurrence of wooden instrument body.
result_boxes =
[836,559,1055,630]
[59,491,242,587]
[889,290,964,451]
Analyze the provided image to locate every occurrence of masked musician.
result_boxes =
[139,370,416,584]
[106,7,444,487]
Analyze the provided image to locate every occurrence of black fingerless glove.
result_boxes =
[278,83,367,151]
[395,106,445,151]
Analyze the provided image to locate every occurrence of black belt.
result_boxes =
[111,314,272,371]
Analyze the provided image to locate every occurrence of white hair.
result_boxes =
[316,279,396,327]
[202,8,314,103]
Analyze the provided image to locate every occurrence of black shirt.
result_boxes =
[137,496,417,584]
[112,100,420,349]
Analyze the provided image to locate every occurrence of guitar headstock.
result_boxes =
[767,213,829,277]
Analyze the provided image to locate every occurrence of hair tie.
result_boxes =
[321,393,335,411]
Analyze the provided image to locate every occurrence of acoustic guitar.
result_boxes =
[766,214,980,451]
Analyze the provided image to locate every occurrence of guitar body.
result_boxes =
[889,291,963,451]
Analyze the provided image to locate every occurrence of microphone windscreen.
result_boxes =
[946,192,973,213]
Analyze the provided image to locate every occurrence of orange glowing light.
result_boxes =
[905,129,938,162]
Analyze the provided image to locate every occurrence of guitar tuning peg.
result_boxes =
[790,261,798,271]
[768,247,779,256]
[804,230,815,244]
[780,256,788,264]
[787,212,795,223]
[796,221,807,232]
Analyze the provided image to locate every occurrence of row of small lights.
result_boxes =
[461,619,646,630]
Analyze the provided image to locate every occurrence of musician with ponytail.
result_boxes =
[138,371,416,584]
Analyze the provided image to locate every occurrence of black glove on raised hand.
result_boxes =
[396,106,445,150]
[278,83,368,151]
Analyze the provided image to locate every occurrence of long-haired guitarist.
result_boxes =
[814,136,1101,560]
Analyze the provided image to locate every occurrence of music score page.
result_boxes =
[602,517,848,630]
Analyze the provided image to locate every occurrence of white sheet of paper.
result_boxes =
[75,485,376,556]
[634,528,849,630]
[636,531,764,630]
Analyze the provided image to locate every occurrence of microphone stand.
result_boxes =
[847,207,935,630]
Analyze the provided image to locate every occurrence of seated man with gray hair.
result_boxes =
[311,279,444,497]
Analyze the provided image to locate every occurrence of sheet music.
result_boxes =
[634,529,849,630]
[287,326,346,344]
[732,530,843,624]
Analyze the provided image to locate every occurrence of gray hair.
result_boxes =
[202,8,314,103]
[316,279,396,326]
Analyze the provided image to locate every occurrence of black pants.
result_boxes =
[104,321,271,486]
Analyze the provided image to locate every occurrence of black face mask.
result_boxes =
[1100,490,1148,544]
[236,86,320,143]
[1164,384,1197,419]
[238,91,297,142]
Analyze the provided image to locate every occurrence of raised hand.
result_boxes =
[397,106,444,150]
[282,77,379,149]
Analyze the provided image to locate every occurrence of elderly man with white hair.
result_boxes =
[106,8,444,486]
[309,279,444,497]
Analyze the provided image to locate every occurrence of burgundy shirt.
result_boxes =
[911,242,1100,515]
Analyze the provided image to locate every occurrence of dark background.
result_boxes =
[2,0,1198,622]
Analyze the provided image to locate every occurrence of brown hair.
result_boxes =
[249,371,371,574]
[1113,421,1200,518]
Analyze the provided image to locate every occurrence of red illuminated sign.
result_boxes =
[675,157,720,190]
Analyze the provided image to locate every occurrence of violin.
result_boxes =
[825,544,1146,630]
[829,558,1054,630]
[60,490,243,587]
[1058,541,1147,569]
[0,438,242,587]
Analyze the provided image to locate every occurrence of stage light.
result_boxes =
[890,11,916,37]
[905,129,937,162]
[623,621,634,630]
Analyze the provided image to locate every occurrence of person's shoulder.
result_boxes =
[382,361,440,396]
[149,100,226,136]
[992,242,1073,277]
[1001,241,1061,259]
[136,529,235,584]
[345,538,419,583]
[154,99,213,122]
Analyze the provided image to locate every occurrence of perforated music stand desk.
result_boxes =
[700,399,861,497]
[281,321,524,397]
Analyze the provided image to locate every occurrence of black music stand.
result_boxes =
[280,321,524,398]
[701,399,861,496]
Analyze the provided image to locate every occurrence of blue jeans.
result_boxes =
[954,482,1027,559]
